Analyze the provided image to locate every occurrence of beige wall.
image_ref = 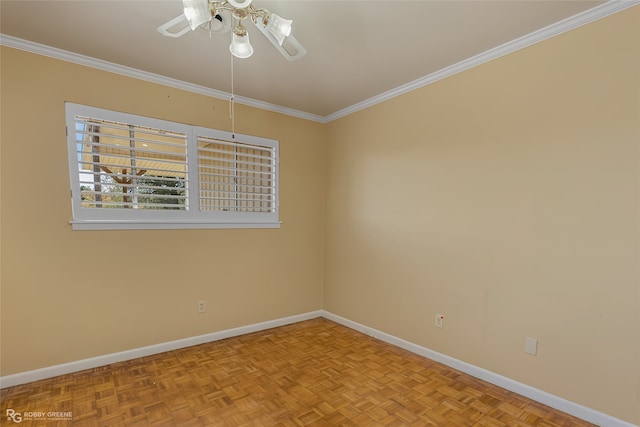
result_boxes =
[324,7,639,425]
[0,47,326,375]
[1,5,639,426]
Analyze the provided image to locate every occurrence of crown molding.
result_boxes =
[0,34,325,124]
[1,0,637,124]
[324,0,640,123]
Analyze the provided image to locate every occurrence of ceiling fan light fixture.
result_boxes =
[182,0,212,30]
[229,28,254,59]
[265,13,292,46]
[159,0,305,61]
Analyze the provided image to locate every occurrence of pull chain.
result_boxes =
[229,50,236,139]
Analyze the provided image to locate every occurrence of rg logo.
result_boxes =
[6,409,22,423]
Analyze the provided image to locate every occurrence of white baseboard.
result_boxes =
[1,309,636,427]
[321,310,638,427]
[0,310,323,389]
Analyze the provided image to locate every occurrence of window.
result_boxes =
[66,103,279,230]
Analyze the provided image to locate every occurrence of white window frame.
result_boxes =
[65,103,280,230]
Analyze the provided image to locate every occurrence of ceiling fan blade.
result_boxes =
[279,35,307,61]
[157,14,192,38]
[252,20,307,61]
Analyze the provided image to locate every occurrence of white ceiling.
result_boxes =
[0,1,619,120]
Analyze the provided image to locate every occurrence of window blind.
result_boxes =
[198,135,277,213]
[66,103,280,230]
[72,116,188,210]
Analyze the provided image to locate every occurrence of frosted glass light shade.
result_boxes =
[229,32,254,58]
[182,0,211,30]
[266,13,292,45]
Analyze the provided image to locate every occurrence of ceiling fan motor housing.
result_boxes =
[227,0,252,9]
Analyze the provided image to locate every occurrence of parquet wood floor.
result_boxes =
[1,318,595,426]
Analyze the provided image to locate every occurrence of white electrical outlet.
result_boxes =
[435,313,444,328]
[198,300,206,313]
[525,337,537,355]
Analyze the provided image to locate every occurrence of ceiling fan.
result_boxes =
[158,0,306,61]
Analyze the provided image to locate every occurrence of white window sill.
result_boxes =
[70,220,282,231]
